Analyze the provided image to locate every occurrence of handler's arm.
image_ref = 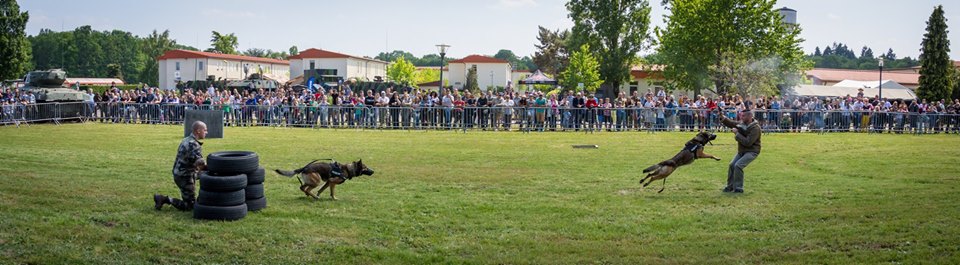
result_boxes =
[719,115,738,128]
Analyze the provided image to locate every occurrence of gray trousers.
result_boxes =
[727,152,758,190]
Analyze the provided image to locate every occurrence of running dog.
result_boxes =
[275,159,375,200]
[640,132,721,193]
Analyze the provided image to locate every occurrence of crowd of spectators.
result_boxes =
[3,84,960,133]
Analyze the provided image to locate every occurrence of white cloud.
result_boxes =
[827,13,840,20]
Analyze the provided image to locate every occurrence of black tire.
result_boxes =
[245,183,264,199]
[207,151,259,175]
[199,171,247,192]
[246,196,267,212]
[197,189,245,207]
[246,167,265,184]
[193,203,247,221]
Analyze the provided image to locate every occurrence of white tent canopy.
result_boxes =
[787,84,916,100]
[833,79,910,90]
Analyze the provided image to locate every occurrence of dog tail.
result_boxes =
[642,164,660,173]
[274,159,323,177]
[274,169,298,177]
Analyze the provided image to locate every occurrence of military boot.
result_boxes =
[153,194,169,210]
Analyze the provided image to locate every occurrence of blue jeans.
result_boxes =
[727,152,758,190]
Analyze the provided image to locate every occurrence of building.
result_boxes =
[157,50,289,90]
[447,55,511,91]
[287,48,388,85]
[64,78,125,86]
[618,65,667,96]
[511,70,532,89]
[806,68,919,90]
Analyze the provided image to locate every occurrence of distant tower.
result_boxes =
[779,7,797,26]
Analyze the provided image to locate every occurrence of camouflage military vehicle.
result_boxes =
[20,69,88,120]
[21,69,85,102]
[226,73,280,91]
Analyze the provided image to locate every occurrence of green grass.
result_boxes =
[1,124,959,264]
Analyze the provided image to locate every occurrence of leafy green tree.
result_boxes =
[918,5,954,101]
[73,26,104,77]
[494,49,528,70]
[465,66,479,92]
[376,50,419,65]
[519,56,538,71]
[106,63,123,79]
[533,26,569,76]
[567,0,651,94]
[209,31,238,54]
[657,0,810,96]
[560,44,604,93]
[0,0,32,81]
[289,45,299,56]
[243,48,268,58]
[413,68,440,87]
[710,51,779,97]
[141,29,176,86]
[386,55,417,87]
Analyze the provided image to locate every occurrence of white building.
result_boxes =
[157,50,289,90]
[447,55,511,91]
[511,70,532,90]
[288,48,388,82]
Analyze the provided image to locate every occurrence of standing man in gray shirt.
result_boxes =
[719,110,761,193]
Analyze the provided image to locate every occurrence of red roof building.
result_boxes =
[806,68,919,89]
[157,49,290,90]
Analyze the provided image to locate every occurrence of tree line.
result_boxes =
[807,42,919,70]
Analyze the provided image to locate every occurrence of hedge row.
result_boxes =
[81,85,144,95]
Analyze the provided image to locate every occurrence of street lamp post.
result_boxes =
[436,44,450,92]
[878,57,884,100]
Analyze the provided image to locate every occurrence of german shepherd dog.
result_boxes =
[640,132,721,193]
[275,160,375,200]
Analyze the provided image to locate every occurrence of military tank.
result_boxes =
[226,73,280,91]
[20,69,88,120]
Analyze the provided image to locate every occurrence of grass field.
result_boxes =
[1,123,958,264]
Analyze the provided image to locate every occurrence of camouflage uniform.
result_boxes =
[168,134,203,210]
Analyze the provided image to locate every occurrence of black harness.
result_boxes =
[684,141,702,153]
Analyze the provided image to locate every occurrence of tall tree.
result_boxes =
[465,66,479,92]
[533,26,570,76]
[73,26,104,77]
[289,45,299,56]
[918,5,954,101]
[711,51,779,97]
[209,31,238,54]
[657,0,810,96]
[106,63,123,79]
[386,55,416,87]
[0,0,32,80]
[884,48,896,61]
[494,49,528,70]
[860,46,874,59]
[141,29,176,86]
[242,48,268,58]
[567,0,652,95]
[519,56,538,71]
[560,44,604,93]
[375,50,418,65]
[814,47,821,57]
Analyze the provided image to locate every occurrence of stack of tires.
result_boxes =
[194,151,265,221]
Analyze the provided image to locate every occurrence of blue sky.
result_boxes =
[20,0,960,60]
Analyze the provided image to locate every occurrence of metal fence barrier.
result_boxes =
[3,102,959,135]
